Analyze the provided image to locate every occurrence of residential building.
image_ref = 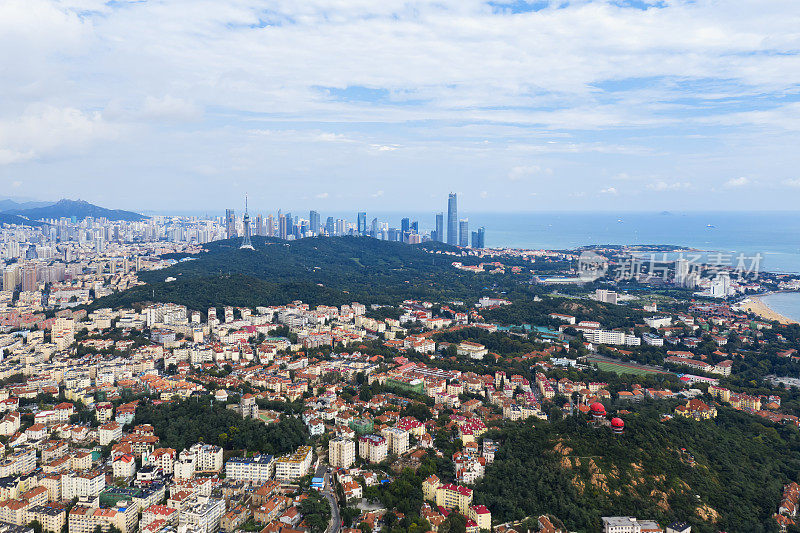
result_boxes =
[225,455,274,484]
[358,435,387,464]
[328,438,355,469]
[68,503,138,533]
[274,446,313,482]
[178,495,225,533]
[380,427,409,456]
[98,422,122,446]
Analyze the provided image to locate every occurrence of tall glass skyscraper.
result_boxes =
[471,226,485,248]
[447,193,458,245]
[435,212,444,242]
[459,219,469,247]
[225,209,236,239]
[358,212,367,235]
[309,210,320,235]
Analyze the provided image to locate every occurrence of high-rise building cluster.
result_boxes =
[225,193,486,248]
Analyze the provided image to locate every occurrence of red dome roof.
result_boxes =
[590,402,606,414]
[611,417,624,428]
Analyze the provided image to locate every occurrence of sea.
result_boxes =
[163,209,800,272]
[351,210,800,315]
[161,208,800,307]
[316,211,800,273]
[760,293,800,323]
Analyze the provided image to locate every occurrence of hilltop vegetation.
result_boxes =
[97,236,529,309]
[480,297,646,329]
[134,398,309,455]
[6,198,146,221]
[473,403,800,533]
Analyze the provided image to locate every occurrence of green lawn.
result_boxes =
[591,358,672,376]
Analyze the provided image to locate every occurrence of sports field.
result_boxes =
[589,358,673,376]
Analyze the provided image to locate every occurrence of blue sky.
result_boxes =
[1,0,799,213]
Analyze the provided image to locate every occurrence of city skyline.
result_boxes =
[2,1,800,212]
[220,192,487,247]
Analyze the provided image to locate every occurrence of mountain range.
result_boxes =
[0,198,147,222]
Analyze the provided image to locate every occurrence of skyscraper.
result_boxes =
[326,217,335,235]
[370,217,378,237]
[435,212,444,243]
[447,193,458,245]
[459,219,469,247]
[471,226,485,248]
[267,214,274,237]
[225,209,236,239]
[309,211,321,235]
[240,196,254,250]
[357,212,367,235]
[279,213,288,240]
[254,214,263,236]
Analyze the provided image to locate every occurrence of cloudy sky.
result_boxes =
[1,0,799,213]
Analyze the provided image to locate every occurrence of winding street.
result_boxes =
[316,462,341,533]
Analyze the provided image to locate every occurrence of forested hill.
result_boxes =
[0,213,47,227]
[96,236,514,310]
[474,404,800,533]
[6,199,147,221]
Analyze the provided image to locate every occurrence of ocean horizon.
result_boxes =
[152,210,800,274]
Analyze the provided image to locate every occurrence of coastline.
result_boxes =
[737,296,799,325]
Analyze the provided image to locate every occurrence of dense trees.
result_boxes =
[299,492,331,533]
[134,398,308,455]
[95,236,517,310]
[473,405,799,533]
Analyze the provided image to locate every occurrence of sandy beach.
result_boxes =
[738,296,799,325]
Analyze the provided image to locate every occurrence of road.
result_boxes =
[316,462,341,533]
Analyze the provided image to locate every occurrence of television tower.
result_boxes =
[240,194,254,250]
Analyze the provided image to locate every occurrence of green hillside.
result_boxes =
[8,199,147,221]
[474,403,800,533]
[95,236,514,310]
[0,213,47,227]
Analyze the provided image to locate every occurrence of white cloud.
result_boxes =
[0,105,115,164]
[724,176,750,188]
[315,192,329,199]
[782,178,800,188]
[508,165,551,181]
[647,180,692,191]
[599,187,618,195]
[2,0,800,209]
[141,96,201,122]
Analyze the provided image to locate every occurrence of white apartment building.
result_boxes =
[224,455,274,484]
[68,502,138,533]
[381,427,410,456]
[328,438,356,469]
[174,453,196,480]
[177,495,225,533]
[98,421,122,446]
[274,446,313,482]
[358,435,388,464]
[62,471,106,500]
[188,444,224,473]
[456,342,488,360]
[143,448,176,475]
[601,516,662,533]
[0,447,36,477]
